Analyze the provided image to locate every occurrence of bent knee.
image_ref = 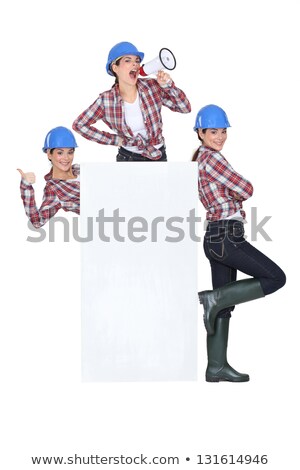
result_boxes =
[264,268,286,295]
[277,269,286,290]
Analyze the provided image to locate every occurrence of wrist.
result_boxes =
[160,78,172,88]
[21,178,33,187]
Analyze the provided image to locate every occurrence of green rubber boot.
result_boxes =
[199,278,264,336]
[206,317,249,382]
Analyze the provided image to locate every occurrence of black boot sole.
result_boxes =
[206,375,250,383]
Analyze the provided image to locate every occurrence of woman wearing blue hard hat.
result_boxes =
[72,41,191,161]
[18,127,80,228]
[192,104,286,382]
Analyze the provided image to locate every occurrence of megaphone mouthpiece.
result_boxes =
[139,48,176,77]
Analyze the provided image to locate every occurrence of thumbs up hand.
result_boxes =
[17,169,36,184]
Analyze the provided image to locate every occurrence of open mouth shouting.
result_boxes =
[129,69,138,80]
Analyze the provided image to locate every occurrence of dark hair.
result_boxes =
[48,148,55,162]
[49,148,75,154]
[111,57,122,86]
[191,129,207,161]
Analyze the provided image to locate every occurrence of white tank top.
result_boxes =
[123,93,148,153]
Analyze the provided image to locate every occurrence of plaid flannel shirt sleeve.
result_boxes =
[160,80,191,113]
[20,179,61,228]
[207,152,253,200]
[72,97,120,146]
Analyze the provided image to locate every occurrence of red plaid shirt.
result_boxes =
[196,146,253,221]
[72,78,191,160]
[20,164,80,228]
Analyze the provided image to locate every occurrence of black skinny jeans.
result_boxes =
[203,219,286,318]
[116,146,167,161]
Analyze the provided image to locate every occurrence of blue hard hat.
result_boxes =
[106,41,144,76]
[42,126,78,152]
[194,104,231,131]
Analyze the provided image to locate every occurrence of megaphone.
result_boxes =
[139,48,176,76]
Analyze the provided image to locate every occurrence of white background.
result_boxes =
[1,0,299,468]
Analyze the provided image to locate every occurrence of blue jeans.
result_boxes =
[203,219,286,318]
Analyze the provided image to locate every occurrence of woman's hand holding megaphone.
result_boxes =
[156,70,171,87]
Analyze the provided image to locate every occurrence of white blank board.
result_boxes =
[80,162,198,381]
